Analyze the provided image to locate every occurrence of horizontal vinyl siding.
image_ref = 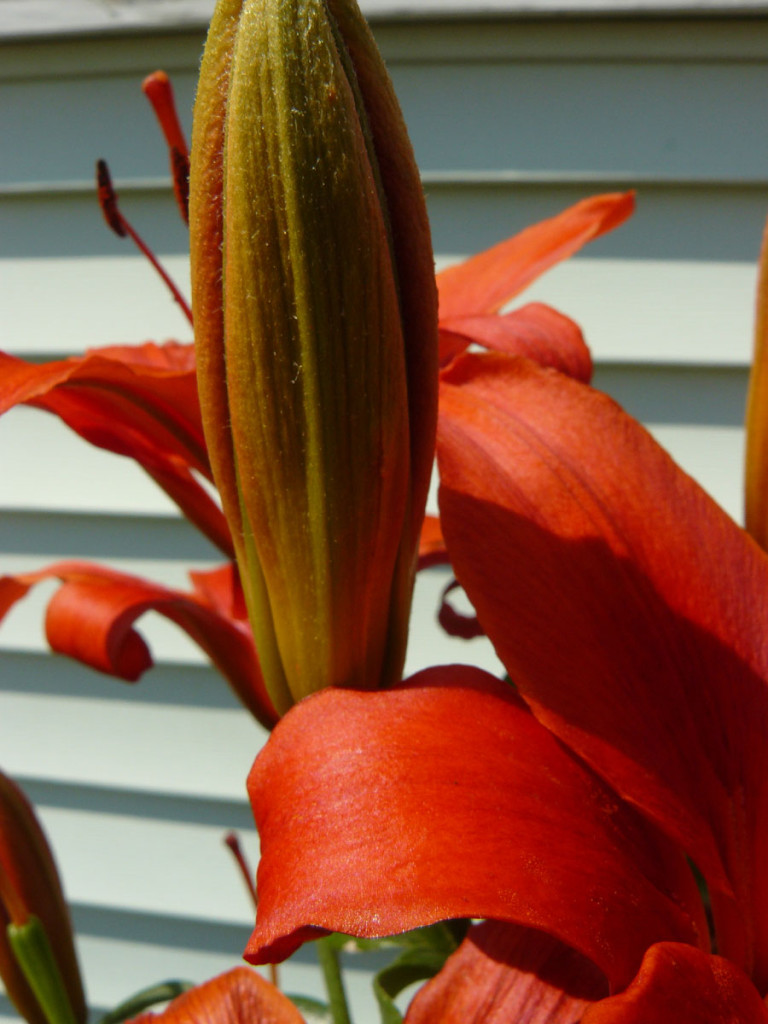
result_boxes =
[3,1,768,41]
[0,13,762,1022]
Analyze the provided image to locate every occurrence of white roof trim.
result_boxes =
[1,0,767,40]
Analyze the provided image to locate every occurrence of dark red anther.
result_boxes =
[170,147,190,226]
[94,158,192,326]
[96,159,126,238]
[143,71,190,224]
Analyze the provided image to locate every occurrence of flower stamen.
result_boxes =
[142,71,190,224]
[95,159,193,326]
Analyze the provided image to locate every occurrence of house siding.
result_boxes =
[0,10,764,1021]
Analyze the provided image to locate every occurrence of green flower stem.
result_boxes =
[316,936,352,1024]
[8,917,78,1024]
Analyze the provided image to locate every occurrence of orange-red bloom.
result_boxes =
[0,562,276,728]
[242,235,768,1018]
[127,967,303,1024]
[0,342,230,556]
[437,190,633,378]
[0,91,630,728]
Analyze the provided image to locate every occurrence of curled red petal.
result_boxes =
[405,921,607,1024]
[189,563,249,623]
[0,562,277,729]
[0,344,204,467]
[437,351,768,982]
[439,303,592,382]
[140,460,234,558]
[245,666,706,990]
[436,192,634,321]
[437,579,484,639]
[128,967,304,1024]
[0,345,233,558]
[582,944,768,1024]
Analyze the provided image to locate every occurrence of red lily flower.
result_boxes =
[425,189,635,567]
[0,561,276,728]
[436,190,633,379]
[127,967,303,1024]
[0,76,630,722]
[0,342,230,557]
[241,316,768,1014]
[0,337,278,725]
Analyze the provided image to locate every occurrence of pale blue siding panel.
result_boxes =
[0,73,197,187]
[425,182,768,263]
[0,190,190,259]
[396,59,768,179]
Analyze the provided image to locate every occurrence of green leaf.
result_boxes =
[373,948,451,1024]
[385,921,468,955]
[322,920,469,957]
[316,936,352,1024]
[286,995,333,1024]
[319,922,471,1023]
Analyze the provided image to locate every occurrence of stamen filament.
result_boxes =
[95,160,193,326]
[224,832,280,989]
[223,831,258,911]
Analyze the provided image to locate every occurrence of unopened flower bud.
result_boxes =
[190,0,438,713]
[0,772,86,1024]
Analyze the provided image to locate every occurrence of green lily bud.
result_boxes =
[190,0,438,714]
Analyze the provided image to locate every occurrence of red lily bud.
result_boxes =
[190,0,438,713]
[0,772,86,1024]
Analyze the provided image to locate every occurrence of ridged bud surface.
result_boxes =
[191,0,438,712]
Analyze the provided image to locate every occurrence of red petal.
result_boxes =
[0,345,233,558]
[189,563,249,623]
[405,921,607,1024]
[437,352,768,982]
[0,562,277,729]
[436,193,634,321]
[582,944,768,1024]
[128,967,304,1024]
[0,343,203,467]
[417,514,449,569]
[439,303,592,382]
[245,667,706,990]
